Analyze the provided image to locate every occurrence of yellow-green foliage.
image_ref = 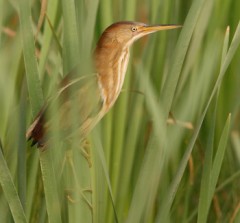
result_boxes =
[0,0,240,222]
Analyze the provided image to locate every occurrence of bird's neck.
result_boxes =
[94,45,130,111]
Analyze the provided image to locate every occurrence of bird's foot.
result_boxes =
[81,139,92,168]
[65,188,93,210]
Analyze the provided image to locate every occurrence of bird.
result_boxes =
[26,21,181,148]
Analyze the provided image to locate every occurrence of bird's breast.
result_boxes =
[97,47,130,112]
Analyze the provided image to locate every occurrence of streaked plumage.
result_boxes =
[26,21,181,147]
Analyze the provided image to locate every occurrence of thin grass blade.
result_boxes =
[18,0,43,115]
[61,0,80,73]
[39,0,60,77]
[91,129,119,223]
[209,114,231,204]
[197,25,230,223]
[160,0,207,117]
[0,142,27,223]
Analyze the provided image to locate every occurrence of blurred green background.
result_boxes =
[0,0,240,222]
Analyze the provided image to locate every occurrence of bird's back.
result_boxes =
[26,73,103,147]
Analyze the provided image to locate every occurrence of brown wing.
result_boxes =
[26,74,103,147]
[26,105,47,147]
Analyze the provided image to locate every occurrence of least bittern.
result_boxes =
[27,21,181,147]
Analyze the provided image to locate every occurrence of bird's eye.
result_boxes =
[131,26,138,32]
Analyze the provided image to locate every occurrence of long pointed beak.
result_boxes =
[140,24,182,35]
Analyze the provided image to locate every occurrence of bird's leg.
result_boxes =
[65,188,93,210]
[63,148,93,209]
[167,112,194,130]
[64,137,92,167]
[80,139,92,168]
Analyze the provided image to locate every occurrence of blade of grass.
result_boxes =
[39,0,60,77]
[0,0,3,47]
[197,25,230,223]
[17,87,27,211]
[126,65,167,223]
[115,93,144,220]
[221,27,230,70]
[61,0,80,73]
[91,128,119,223]
[80,0,99,56]
[34,0,47,42]
[18,0,43,116]
[111,68,131,194]
[197,114,231,222]
[18,0,62,222]
[197,97,218,223]
[215,170,240,192]
[0,141,27,223]
[160,0,207,117]
[209,114,231,205]
[176,0,214,98]
[99,0,113,28]
[26,150,40,221]
[38,149,62,223]
[123,0,137,19]
[45,14,62,57]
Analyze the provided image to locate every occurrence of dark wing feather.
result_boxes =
[26,106,46,147]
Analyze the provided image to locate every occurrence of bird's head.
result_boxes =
[96,21,181,49]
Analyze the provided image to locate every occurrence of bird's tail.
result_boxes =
[26,112,45,148]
